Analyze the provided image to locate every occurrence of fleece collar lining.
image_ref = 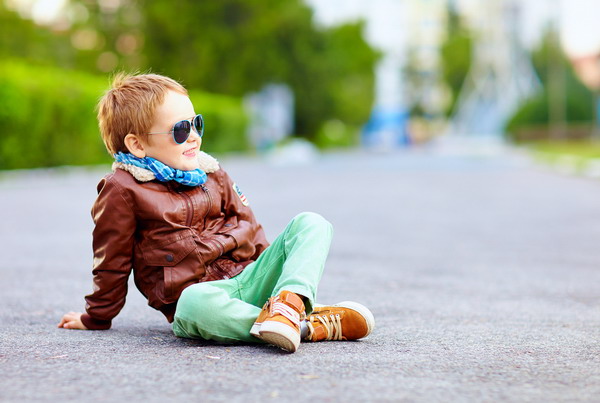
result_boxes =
[112,151,220,182]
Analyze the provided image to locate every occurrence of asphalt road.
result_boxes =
[1,139,600,402]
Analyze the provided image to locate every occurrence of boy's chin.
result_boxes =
[180,164,200,171]
[178,156,201,171]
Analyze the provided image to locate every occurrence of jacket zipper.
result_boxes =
[200,184,212,228]
[179,189,194,227]
[200,185,225,255]
[199,184,221,256]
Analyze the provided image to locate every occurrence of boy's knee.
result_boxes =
[178,283,200,306]
[292,212,332,231]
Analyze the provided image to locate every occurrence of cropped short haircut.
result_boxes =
[97,73,188,155]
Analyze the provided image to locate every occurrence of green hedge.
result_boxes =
[504,56,595,141]
[0,60,248,170]
[505,86,594,141]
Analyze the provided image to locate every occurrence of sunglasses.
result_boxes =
[147,114,204,144]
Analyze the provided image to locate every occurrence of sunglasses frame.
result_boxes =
[146,114,204,144]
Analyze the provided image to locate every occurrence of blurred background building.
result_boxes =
[448,0,540,137]
[308,0,600,147]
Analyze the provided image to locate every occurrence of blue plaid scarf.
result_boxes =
[114,152,207,186]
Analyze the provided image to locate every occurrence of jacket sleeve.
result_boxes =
[216,168,269,261]
[81,175,136,330]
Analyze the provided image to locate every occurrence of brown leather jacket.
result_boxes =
[80,152,268,330]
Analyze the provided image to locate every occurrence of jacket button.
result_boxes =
[165,254,174,262]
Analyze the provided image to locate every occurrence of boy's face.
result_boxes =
[142,90,202,171]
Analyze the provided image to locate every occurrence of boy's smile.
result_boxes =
[140,90,202,171]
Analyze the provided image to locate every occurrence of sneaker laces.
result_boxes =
[270,300,301,327]
[308,313,343,341]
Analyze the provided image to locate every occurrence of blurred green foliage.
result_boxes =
[0,0,379,168]
[404,4,472,119]
[139,0,379,138]
[0,3,67,66]
[0,60,107,169]
[313,120,360,149]
[439,5,472,116]
[505,29,595,138]
[188,91,248,154]
[0,59,248,169]
[526,140,600,159]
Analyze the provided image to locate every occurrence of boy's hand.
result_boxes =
[57,312,88,330]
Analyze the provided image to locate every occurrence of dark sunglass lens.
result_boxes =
[173,120,191,144]
[193,114,204,137]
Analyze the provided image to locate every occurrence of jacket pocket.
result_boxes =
[202,258,245,282]
[141,235,198,303]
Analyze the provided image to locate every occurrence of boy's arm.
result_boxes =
[80,175,136,330]
[216,169,269,261]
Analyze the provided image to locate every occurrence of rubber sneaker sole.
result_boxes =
[249,322,261,338]
[259,321,300,353]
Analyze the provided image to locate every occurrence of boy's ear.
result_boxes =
[124,134,146,158]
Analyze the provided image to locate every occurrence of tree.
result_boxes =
[3,0,379,140]
[138,0,379,137]
[439,3,473,116]
[505,28,594,138]
[0,3,71,66]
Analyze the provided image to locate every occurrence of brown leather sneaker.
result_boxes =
[305,301,374,342]
[250,290,306,353]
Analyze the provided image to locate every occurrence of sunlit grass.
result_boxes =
[520,138,600,177]
[522,139,600,159]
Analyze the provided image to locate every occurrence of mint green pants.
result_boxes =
[172,212,332,343]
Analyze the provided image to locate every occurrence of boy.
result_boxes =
[58,73,374,352]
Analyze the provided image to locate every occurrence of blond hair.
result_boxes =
[97,73,188,155]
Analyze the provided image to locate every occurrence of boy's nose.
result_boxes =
[188,129,201,142]
[188,132,201,148]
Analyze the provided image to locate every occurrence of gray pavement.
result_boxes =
[1,139,600,402]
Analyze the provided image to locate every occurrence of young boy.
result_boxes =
[58,73,374,352]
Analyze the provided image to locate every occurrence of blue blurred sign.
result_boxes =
[362,107,410,149]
